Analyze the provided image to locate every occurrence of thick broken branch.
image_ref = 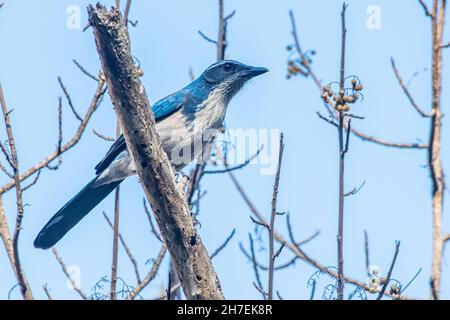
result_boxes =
[88,4,223,300]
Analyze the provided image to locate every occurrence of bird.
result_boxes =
[34,60,268,249]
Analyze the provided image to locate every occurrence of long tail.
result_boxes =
[34,178,124,249]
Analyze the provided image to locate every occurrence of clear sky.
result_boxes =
[0,0,448,300]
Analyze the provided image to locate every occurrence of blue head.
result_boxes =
[188,60,268,104]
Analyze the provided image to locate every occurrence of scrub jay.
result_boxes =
[34,60,268,249]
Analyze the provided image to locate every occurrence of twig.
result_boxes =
[228,170,414,299]
[89,5,223,299]
[43,284,53,300]
[203,146,262,174]
[93,129,114,142]
[102,212,141,285]
[0,79,106,195]
[253,281,268,299]
[210,229,236,259]
[391,58,432,117]
[268,133,284,300]
[0,84,33,300]
[52,248,88,300]
[344,180,366,197]
[22,170,41,192]
[247,234,265,299]
[289,10,427,150]
[57,97,63,154]
[317,111,338,127]
[57,76,83,122]
[198,30,217,44]
[377,241,401,300]
[418,0,433,18]
[123,0,132,25]
[110,122,121,300]
[143,198,162,242]
[364,230,370,275]
[336,2,348,300]
[72,59,99,82]
[127,245,167,300]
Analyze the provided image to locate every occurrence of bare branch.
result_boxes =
[42,284,53,300]
[52,248,88,300]
[268,133,284,300]
[210,229,236,260]
[89,5,223,299]
[93,129,114,142]
[228,170,413,299]
[198,30,217,44]
[72,59,99,82]
[364,230,370,275]
[0,80,106,195]
[143,198,162,242]
[344,180,366,197]
[127,245,167,300]
[57,76,83,122]
[377,241,401,300]
[391,58,432,117]
[0,84,33,300]
[102,212,141,285]
[418,0,433,18]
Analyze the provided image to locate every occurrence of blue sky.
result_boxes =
[0,0,448,299]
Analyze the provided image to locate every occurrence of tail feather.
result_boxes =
[34,178,123,249]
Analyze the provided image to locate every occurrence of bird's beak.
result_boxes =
[241,66,269,78]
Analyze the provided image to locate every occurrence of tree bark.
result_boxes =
[88,4,224,300]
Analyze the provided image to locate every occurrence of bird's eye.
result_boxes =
[223,63,232,72]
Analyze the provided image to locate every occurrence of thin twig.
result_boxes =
[72,59,99,82]
[268,133,284,300]
[57,76,83,122]
[364,230,370,275]
[391,58,432,117]
[203,146,263,174]
[123,0,132,24]
[93,129,114,142]
[418,0,433,17]
[0,84,33,300]
[336,2,348,300]
[289,10,427,150]
[43,284,53,300]
[52,248,88,300]
[210,229,236,260]
[127,245,167,300]
[110,122,121,300]
[228,169,414,300]
[0,80,106,195]
[377,241,401,300]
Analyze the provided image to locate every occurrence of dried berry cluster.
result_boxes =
[286,45,316,79]
[321,78,363,112]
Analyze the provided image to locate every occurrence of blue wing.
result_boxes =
[94,90,201,175]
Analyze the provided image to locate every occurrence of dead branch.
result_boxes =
[288,10,427,150]
[268,133,284,300]
[88,5,223,299]
[0,84,33,300]
[43,284,53,300]
[52,248,88,300]
[228,169,413,299]
[103,212,141,285]
[390,58,432,117]
[377,241,401,300]
[210,229,236,260]
[429,0,446,299]
[0,79,106,195]
[127,244,167,300]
